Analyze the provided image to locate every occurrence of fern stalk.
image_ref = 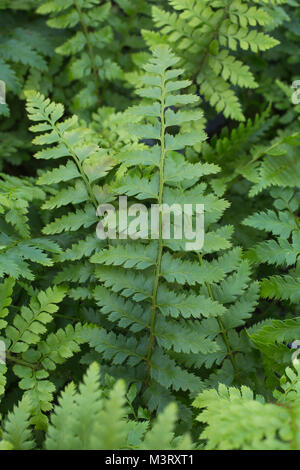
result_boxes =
[190,5,228,83]
[53,122,98,208]
[6,353,37,370]
[146,67,166,383]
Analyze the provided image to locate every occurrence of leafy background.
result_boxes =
[0,0,300,450]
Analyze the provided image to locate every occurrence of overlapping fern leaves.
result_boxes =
[143,0,281,121]
[0,1,64,170]
[194,363,300,450]
[0,363,192,450]
[0,278,86,429]
[0,4,58,117]
[37,0,119,111]
[79,46,260,409]
[25,90,115,299]
[37,0,159,112]
[0,173,62,280]
[0,0,300,451]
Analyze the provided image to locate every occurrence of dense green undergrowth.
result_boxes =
[0,0,300,450]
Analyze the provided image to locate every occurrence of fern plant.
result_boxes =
[143,0,281,122]
[37,0,162,113]
[22,46,262,415]
[0,363,192,450]
[0,173,63,280]
[25,90,118,304]
[0,2,57,117]
[194,363,300,450]
[0,1,64,170]
[84,45,261,411]
[45,362,192,450]
[248,316,300,388]
[0,278,86,429]
[2,361,300,450]
[1,0,300,451]
[37,0,120,112]
[244,187,300,303]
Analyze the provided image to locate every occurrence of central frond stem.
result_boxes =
[54,124,98,209]
[146,71,166,383]
[6,352,37,370]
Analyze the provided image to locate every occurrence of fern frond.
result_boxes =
[0,277,15,330]
[2,396,35,450]
[86,45,259,409]
[250,317,300,387]
[6,285,67,353]
[45,362,191,450]
[144,0,280,121]
[193,365,300,450]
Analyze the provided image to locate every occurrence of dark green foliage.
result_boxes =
[0,0,299,451]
